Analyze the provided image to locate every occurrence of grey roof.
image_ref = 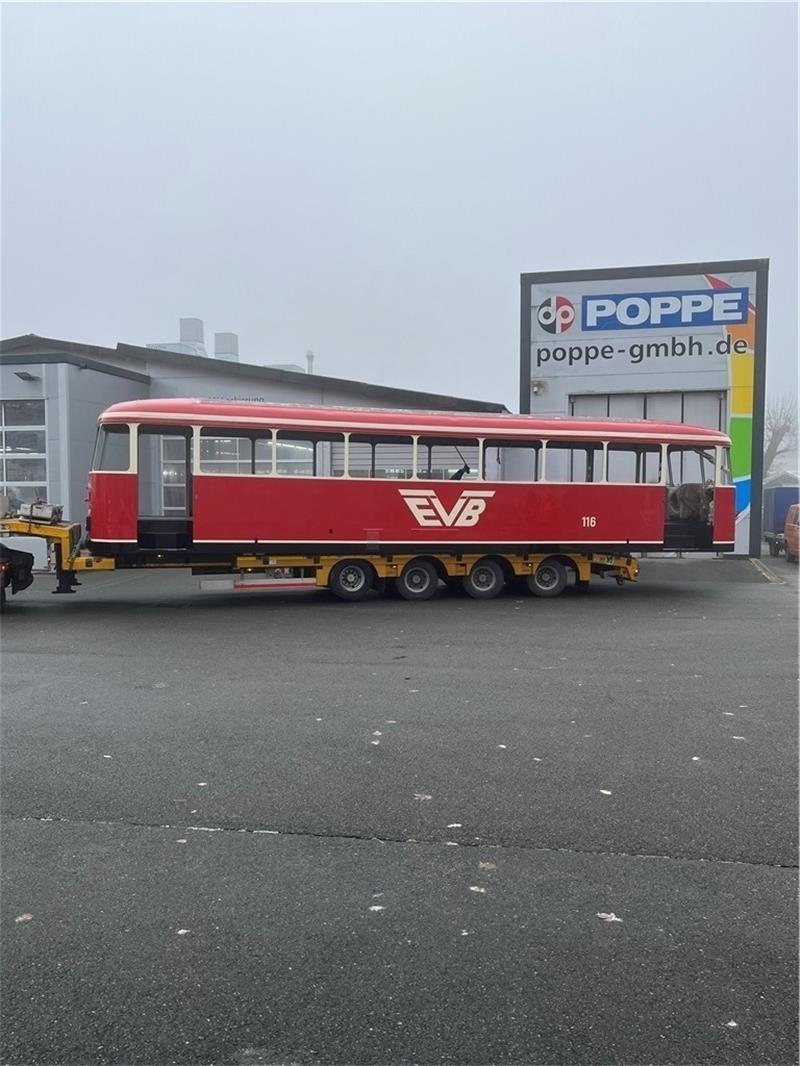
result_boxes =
[1,334,507,413]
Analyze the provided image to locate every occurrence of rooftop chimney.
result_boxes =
[215,332,239,362]
[180,318,204,345]
[306,349,315,375]
[149,317,208,356]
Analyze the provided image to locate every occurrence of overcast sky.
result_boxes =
[2,2,796,407]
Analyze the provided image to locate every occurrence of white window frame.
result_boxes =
[0,398,49,504]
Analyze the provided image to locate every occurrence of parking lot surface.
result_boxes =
[2,557,797,1065]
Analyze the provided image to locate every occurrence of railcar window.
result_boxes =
[606,444,662,484]
[334,439,369,477]
[275,431,344,477]
[334,435,416,478]
[276,434,313,476]
[483,441,542,482]
[719,447,733,486]
[544,442,604,483]
[418,438,479,480]
[666,445,715,486]
[94,425,131,472]
[375,439,414,479]
[254,437,274,474]
[200,433,253,474]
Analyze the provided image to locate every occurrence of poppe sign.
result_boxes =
[539,288,750,335]
[520,260,769,555]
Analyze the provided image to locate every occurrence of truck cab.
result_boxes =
[785,504,799,564]
[763,486,800,557]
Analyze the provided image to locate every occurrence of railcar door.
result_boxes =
[663,444,716,550]
[87,423,138,545]
[136,425,193,550]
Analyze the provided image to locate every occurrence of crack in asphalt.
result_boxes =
[6,813,797,871]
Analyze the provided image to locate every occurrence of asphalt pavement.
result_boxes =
[2,555,797,1065]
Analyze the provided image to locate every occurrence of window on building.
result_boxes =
[0,399,47,509]
[606,444,663,484]
[417,438,479,480]
[483,440,542,482]
[543,442,604,483]
[4,399,45,426]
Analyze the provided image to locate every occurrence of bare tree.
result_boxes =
[763,397,798,478]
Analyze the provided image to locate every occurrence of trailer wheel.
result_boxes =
[526,558,568,598]
[397,558,438,601]
[328,560,373,602]
[462,558,505,599]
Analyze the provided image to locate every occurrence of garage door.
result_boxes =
[570,391,726,431]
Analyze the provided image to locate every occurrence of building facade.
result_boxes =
[520,260,768,555]
[0,331,505,562]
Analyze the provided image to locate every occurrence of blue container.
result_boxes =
[763,486,800,536]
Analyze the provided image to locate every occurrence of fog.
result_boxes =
[1,2,796,406]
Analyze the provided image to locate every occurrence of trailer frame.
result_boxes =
[0,515,639,603]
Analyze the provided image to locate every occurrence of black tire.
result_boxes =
[0,582,6,613]
[328,559,373,602]
[462,558,505,600]
[787,549,798,565]
[397,558,438,601]
[526,558,568,598]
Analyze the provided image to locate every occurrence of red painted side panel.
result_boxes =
[193,476,667,546]
[88,473,138,541]
[713,487,736,544]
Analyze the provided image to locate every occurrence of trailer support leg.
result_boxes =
[52,545,80,594]
[53,572,80,594]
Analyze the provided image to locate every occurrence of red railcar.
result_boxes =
[87,399,736,561]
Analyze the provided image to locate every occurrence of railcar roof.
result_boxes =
[100,398,730,444]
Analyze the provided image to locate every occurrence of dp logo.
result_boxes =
[537,295,575,335]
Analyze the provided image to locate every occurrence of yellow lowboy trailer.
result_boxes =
[0,515,638,604]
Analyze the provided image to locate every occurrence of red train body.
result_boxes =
[86,399,736,557]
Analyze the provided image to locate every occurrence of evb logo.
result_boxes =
[537,295,575,335]
[399,488,495,528]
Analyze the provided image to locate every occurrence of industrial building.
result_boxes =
[520,260,768,554]
[0,320,505,562]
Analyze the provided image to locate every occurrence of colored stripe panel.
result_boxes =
[734,477,751,513]
[729,416,753,481]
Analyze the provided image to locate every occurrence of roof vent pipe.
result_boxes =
[180,318,204,345]
[214,332,239,362]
